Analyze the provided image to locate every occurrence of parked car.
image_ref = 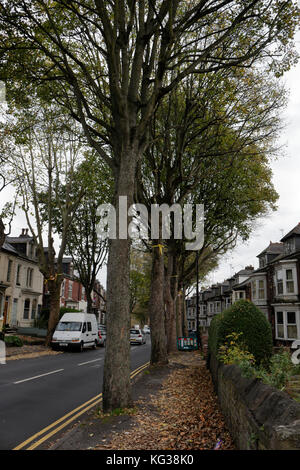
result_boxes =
[130,328,146,345]
[51,312,98,352]
[97,325,107,347]
[142,325,150,334]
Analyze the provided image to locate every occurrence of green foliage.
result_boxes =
[218,332,256,366]
[4,335,23,347]
[255,349,299,391]
[34,307,81,329]
[208,313,224,358]
[216,300,273,365]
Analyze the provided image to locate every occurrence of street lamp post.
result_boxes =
[196,251,201,350]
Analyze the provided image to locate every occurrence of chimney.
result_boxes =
[20,229,25,236]
[25,229,29,236]
[245,265,254,271]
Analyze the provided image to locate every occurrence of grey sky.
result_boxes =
[207,34,300,286]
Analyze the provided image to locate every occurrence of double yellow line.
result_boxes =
[13,361,150,450]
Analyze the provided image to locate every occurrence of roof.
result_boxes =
[1,241,19,255]
[281,223,300,242]
[235,268,254,276]
[257,242,284,258]
[6,236,34,243]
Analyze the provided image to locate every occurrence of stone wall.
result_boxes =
[209,353,300,450]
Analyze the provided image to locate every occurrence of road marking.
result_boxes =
[77,358,103,366]
[13,369,64,384]
[13,361,150,450]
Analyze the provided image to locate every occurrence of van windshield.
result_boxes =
[56,321,82,332]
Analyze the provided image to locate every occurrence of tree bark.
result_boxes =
[148,241,168,365]
[165,252,178,354]
[45,278,63,346]
[176,289,183,338]
[102,150,137,412]
[86,289,93,314]
[0,218,5,250]
[182,285,189,337]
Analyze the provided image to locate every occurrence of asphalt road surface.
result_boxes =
[0,339,151,450]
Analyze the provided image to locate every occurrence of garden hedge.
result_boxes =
[208,299,273,365]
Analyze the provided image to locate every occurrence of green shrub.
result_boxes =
[209,300,273,365]
[218,332,256,365]
[208,313,224,357]
[4,335,23,347]
[255,349,297,390]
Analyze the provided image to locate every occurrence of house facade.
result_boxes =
[0,230,44,329]
[186,223,300,347]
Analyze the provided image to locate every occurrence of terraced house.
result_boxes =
[246,223,300,345]
[0,230,43,329]
[186,222,300,346]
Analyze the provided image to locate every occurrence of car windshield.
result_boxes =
[130,329,140,335]
[56,321,82,332]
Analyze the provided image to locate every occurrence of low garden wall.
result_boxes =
[209,353,300,450]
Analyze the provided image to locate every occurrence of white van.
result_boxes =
[51,312,98,352]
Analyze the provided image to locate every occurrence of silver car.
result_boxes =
[130,328,146,345]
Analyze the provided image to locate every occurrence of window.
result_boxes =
[276,270,283,295]
[57,321,82,332]
[276,311,284,339]
[7,260,13,282]
[16,265,21,286]
[26,268,33,287]
[286,270,295,294]
[287,312,297,339]
[252,281,257,299]
[31,299,37,319]
[258,280,265,299]
[275,310,299,340]
[275,267,297,296]
[23,299,30,319]
[68,281,73,299]
[87,322,92,332]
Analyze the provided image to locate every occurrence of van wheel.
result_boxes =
[92,341,97,350]
[79,341,84,352]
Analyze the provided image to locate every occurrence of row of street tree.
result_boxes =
[0,1,299,412]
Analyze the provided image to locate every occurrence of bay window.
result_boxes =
[275,310,299,341]
[275,265,297,296]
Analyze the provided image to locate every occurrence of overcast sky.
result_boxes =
[1,33,300,291]
[207,33,300,286]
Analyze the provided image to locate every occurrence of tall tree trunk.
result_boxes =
[45,278,63,346]
[182,285,189,337]
[148,241,168,365]
[102,150,136,412]
[86,289,93,314]
[165,252,178,354]
[0,218,5,250]
[176,289,183,338]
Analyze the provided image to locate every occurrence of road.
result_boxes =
[0,340,151,450]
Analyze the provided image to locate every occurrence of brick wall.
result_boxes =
[209,353,300,450]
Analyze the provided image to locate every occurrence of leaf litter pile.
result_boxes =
[95,351,235,450]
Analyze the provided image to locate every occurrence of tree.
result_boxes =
[0,103,88,345]
[0,0,298,410]
[46,154,112,314]
[136,66,283,356]
[130,247,152,325]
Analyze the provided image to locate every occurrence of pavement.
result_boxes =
[44,359,180,450]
